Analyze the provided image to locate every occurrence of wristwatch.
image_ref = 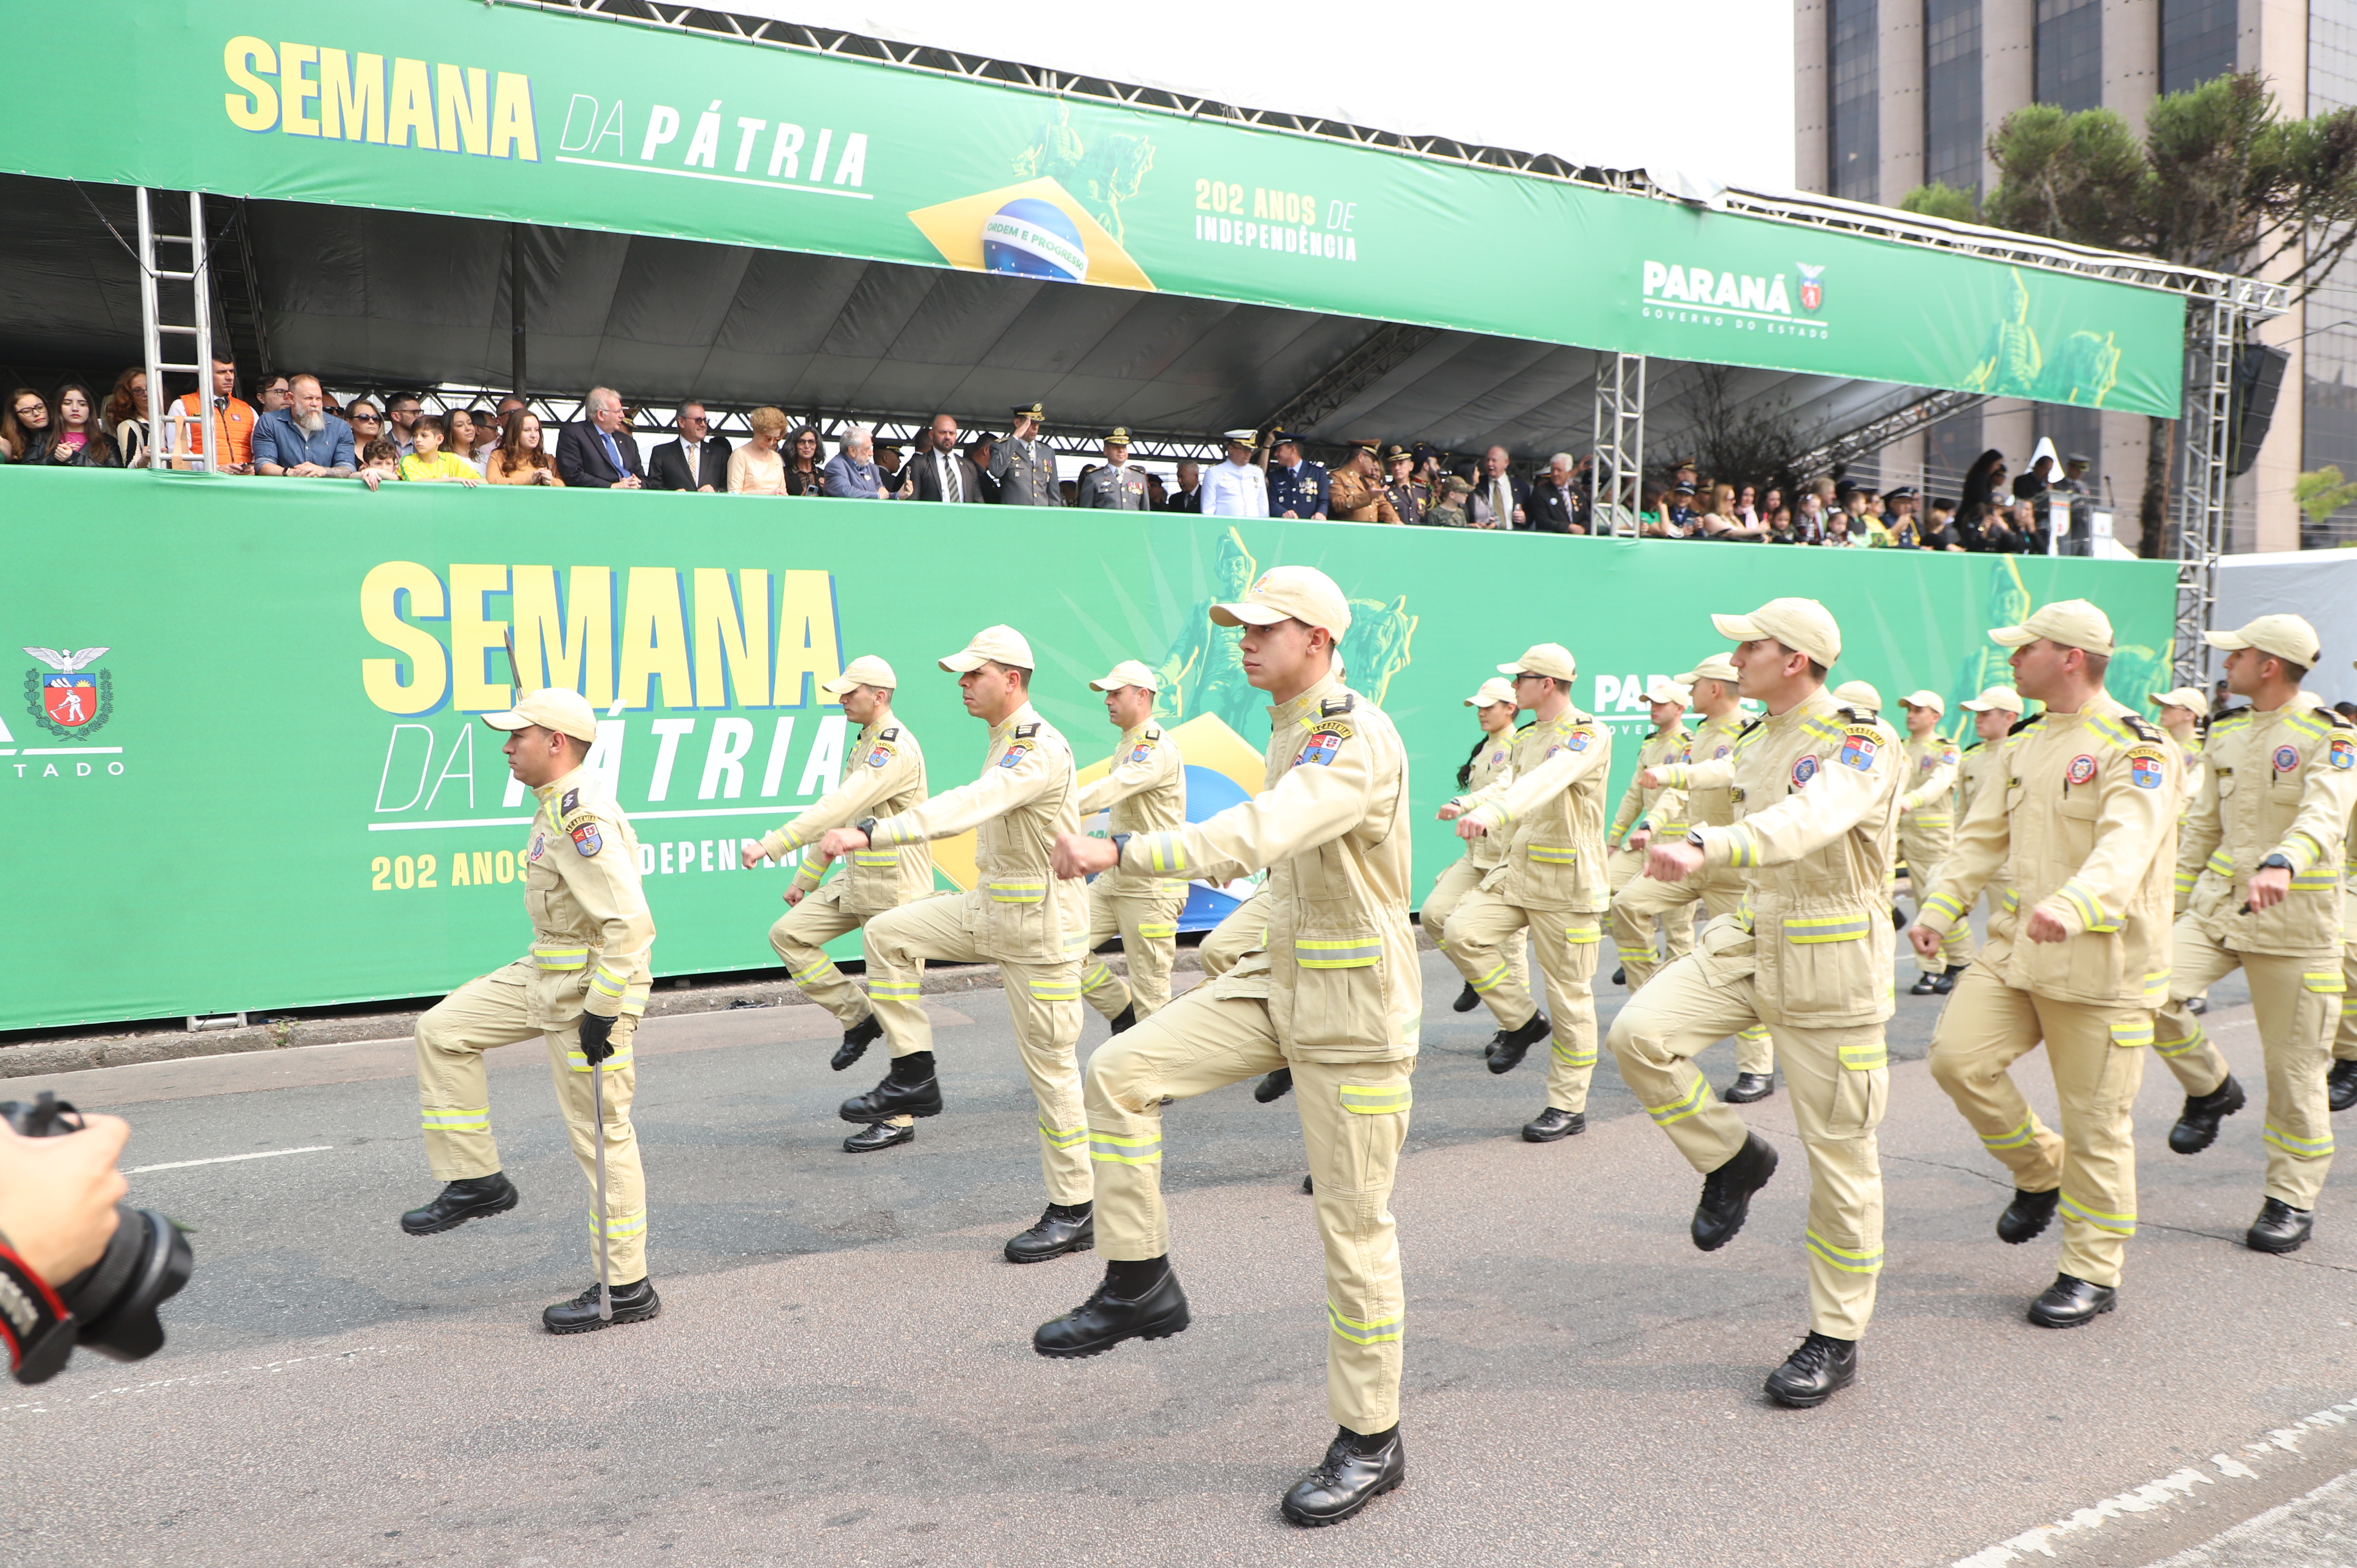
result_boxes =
[2261,853,2294,871]
[1685,829,1707,851]
[1109,832,1133,865]
[854,816,880,844]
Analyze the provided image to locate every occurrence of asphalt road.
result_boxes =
[7,932,2357,1568]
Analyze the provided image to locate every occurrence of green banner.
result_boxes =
[0,0,2183,416]
[1,468,2180,1032]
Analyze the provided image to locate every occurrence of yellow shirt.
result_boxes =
[398,449,476,482]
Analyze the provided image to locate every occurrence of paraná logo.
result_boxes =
[1797,263,1825,312]
[23,645,112,739]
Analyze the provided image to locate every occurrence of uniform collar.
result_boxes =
[535,763,592,807]
[859,710,893,738]
[1119,719,1155,744]
[1767,687,1840,730]
[991,701,1041,742]
[2253,689,2323,722]
[1269,671,1342,728]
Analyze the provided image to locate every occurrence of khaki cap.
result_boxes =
[1900,689,1946,715]
[1645,675,1694,705]
[1710,596,1842,667]
[1497,643,1579,683]
[938,624,1036,672]
[2203,612,2321,667]
[1832,679,1883,713]
[1960,685,2026,715]
[482,687,599,745]
[2148,685,2211,717]
[820,654,898,696]
[1681,653,1740,685]
[1089,658,1159,693]
[1465,676,1517,708]
[1209,564,1353,636]
[1989,599,2115,657]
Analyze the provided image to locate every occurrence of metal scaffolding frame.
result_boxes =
[135,188,219,474]
[1589,355,1646,536]
[1787,386,1985,480]
[2173,297,2239,686]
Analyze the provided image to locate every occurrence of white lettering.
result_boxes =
[684,100,721,168]
[422,726,475,812]
[758,717,797,796]
[795,714,846,795]
[1664,265,1688,302]
[1643,259,1667,296]
[808,126,833,182]
[640,104,679,161]
[697,717,755,799]
[832,131,866,186]
[733,115,766,172]
[646,717,697,800]
[766,121,804,178]
[1768,275,1793,313]
[375,724,435,811]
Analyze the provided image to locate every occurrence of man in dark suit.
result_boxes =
[1163,459,1204,513]
[964,435,1003,504]
[906,413,986,504]
[1526,453,1588,535]
[646,401,731,492]
[1466,445,1528,530]
[556,386,644,489]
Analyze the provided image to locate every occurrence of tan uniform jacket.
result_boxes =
[1120,674,1418,1062]
[1678,693,1902,1026]
[2177,692,2357,955]
[1444,725,1520,871]
[868,702,1083,962]
[756,716,931,914]
[520,765,656,1026]
[1956,738,2008,817]
[1461,708,1614,913]
[1918,695,2181,1007]
[1611,725,1694,843]
[1899,732,1963,823]
[1077,721,1187,894]
[1328,467,1403,524]
[2180,735,2207,811]
[1664,710,1746,831]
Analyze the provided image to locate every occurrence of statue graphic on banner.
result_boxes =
[1014,102,1155,246]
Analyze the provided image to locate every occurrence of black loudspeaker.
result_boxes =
[2227,343,2289,478]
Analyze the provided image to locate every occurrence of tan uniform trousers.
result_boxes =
[1606,846,1695,991]
[2151,920,2342,1209]
[2338,901,2357,1064]
[1081,879,1188,1024]
[1198,892,1267,981]
[416,965,648,1281]
[1443,889,1602,1113]
[1605,954,1887,1340]
[1424,857,1526,998]
[1926,962,2146,1286]
[1085,986,1411,1435]
[862,892,1092,1205]
[769,884,913,1128]
[1899,829,1973,975]
[1610,868,1771,1076]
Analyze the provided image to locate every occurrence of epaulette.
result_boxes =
[878,726,899,741]
[1962,739,1985,753]
[1735,717,1764,738]
[2214,704,2250,721]
[1144,724,1163,740]
[2121,714,2160,743]
[1320,693,1355,716]
[2329,709,2356,731]
[2007,714,2039,735]
[1015,722,1040,738]
[1515,719,1538,733]
[559,787,581,815]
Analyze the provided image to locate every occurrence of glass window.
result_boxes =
[1926,408,1984,497]
[2035,0,2103,113]
[2308,3,2357,543]
[2160,0,2239,95]
[1924,0,1984,197]
[1830,0,1881,202]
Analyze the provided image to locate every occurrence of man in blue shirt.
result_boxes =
[253,375,356,478]
[821,425,895,500]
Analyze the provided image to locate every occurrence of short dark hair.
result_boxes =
[2277,657,2310,683]
[1768,640,1830,682]
[2079,650,2111,682]
[984,659,1031,692]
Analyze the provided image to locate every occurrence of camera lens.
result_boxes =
[59,1207,193,1363]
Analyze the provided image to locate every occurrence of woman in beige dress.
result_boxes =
[727,406,789,495]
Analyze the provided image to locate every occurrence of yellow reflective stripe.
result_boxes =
[1339,1083,1413,1115]
[1470,960,1511,992]
[533,947,589,969]
[1785,915,1869,944]
[2142,969,2171,1007]
[619,998,647,1017]
[564,1044,635,1072]
[588,1208,648,1239]
[1724,825,1761,868]
[1036,1119,1087,1150]
[1921,890,1967,923]
[2291,874,2339,891]
[1980,1115,2037,1151]
[1326,1302,1404,1344]
[2000,887,2020,912]
[1654,821,1688,836]
[590,965,629,999]
[852,851,900,866]
[1736,1024,1771,1043]
[2109,1017,2154,1049]
[2055,880,2120,933]
[988,881,1046,903]
[2305,970,2348,994]
[1135,922,1179,939]
[1088,1127,1160,1162]
[1563,924,1603,944]
[420,1106,490,1131]
[1803,1229,1883,1273]
[2173,868,2199,893]
[2264,1121,2335,1157]
[2152,1025,2207,1059]
[1080,963,1119,994]
[1551,1039,1597,1067]
[1142,833,1189,875]
[1526,845,1579,864]
[2205,849,2235,877]
[789,958,837,985]
[1837,1041,1888,1071]
[1297,938,1382,968]
[1644,1073,1713,1126]
[868,977,921,999]
[2057,1191,2135,1235]
[1028,978,1082,999]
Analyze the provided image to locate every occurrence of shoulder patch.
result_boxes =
[1320,693,1356,716]
[1736,717,1764,738]
[2126,744,2167,790]
[560,806,599,832]
[866,741,896,768]
[1294,725,1348,767]
[2332,734,2355,770]
[1143,725,1163,740]
[1837,725,1883,772]
[569,821,604,857]
[998,743,1033,769]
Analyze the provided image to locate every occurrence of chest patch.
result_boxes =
[529,832,546,862]
[1712,744,1731,760]
[2332,736,2355,770]
[2128,748,2165,791]
[1837,730,1879,772]
[1790,755,1818,789]
[2274,744,2301,774]
[1490,749,1507,765]
[2066,754,2097,786]
[571,822,603,857]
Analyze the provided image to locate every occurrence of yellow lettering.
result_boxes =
[360,561,449,715]
[320,49,385,143]
[437,63,489,155]
[495,849,516,883]
[491,71,537,160]
[473,850,494,883]
[513,564,614,708]
[278,43,320,135]
[618,567,694,709]
[449,850,472,886]
[448,563,510,713]
[772,569,842,708]
[223,36,279,132]
[388,56,435,149]
[693,568,771,709]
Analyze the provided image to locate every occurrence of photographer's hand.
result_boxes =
[0,1115,129,1284]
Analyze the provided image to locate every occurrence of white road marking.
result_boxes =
[125,1145,333,1174]
[1,1344,401,1419]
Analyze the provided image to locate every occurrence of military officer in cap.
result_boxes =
[989,403,1062,505]
[2149,613,2357,1252]
[1440,644,1613,1143]
[1076,429,1151,510]
[1036,565,1419,1527]
[1382,445,1426,526]
[743,655,934,1153]
[1267,432,1329,520]
[1607,598,1900,1408]
[1895,690,1970,994]
[1912,600,2182,1328]
[1431,676,1529,1014]
[1628,655,1775,1100]
[1075,659,1190,1028]
[1202,429,1271,518]
[1606,676,1696,992]
[403,688,661,1333]
[816,626,1095,1261]
[1328,440,1403,523]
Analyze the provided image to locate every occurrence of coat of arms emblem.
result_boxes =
[23,646,112,738]
[1797,262,1825,312]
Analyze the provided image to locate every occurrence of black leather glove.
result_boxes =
[577,1012,617,1066]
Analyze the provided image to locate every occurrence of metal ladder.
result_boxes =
[135,188,219,473]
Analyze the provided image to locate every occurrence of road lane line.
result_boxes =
[125,1145,333,1174]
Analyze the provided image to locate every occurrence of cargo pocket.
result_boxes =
[1287,925,1389,1054]
[1775,911,1874,1019]
[1522,841,1579,905]
[1691,913,1758,988]
[1827,1035,1889,1137]
[984,876,1051,957]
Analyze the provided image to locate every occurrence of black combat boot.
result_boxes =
[840,1051,943,1122]
[2329,1059,2357,1114]
[1522,1107,1585,1143]
[841,1121,913,1153]
[1109,1003,1139,1035]
[1006,1201,1095,1263]
[1280,1425,1406,1526]
[1255,1067,1294,1103]
[1452,982,1482,1013]
[1764,1332,1856,1407]
[2168,1073,2245,1154]
[399,1173,518,1236]
[1033,1258,1189,1356]
[1486,1011,1552,1075]
[542,1276,660,1334]
[1724,1072,1775,1104]
[2027,1272,2116,1328]
[1691,1132,1779,1251]
[2247,1196,2315,1254]
[831,1013,882,1071]
[1996,1187,2061,1244]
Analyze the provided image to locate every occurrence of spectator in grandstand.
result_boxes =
[1959,448,2009,518]
[396,416,484,485]
[1526,453,1586,534]
[254,374,356,478]
[1695,483,1763,541]
[1427,470,1475,528]
[726,406,789,496]
[346,400,385,452]
[772,424,819,496]
[652,400,731,492]
[26,382,117,467]
[487,411,563,486]
[449,410,498,475]
[1758,484,1783,524]
[1823,510,1858,547]
[357,437,401,488]
[907,414,982,504]
[1146,473,1169,508]
[556,386,644,489]
[103,369,151,468]
[964,434,1002,503]
[875,442,907,488]
[1466,445,1526,530]
[1763,506,1799,544]
[3,387,49,463]
[1201,429,1270,518]
[2013,446,2057,504]
[253,373,291,417]
[820,424,888,499]
[495,394,527,420]
[1379,447,1424,526]
[168,355,256,472]
[1918,497,1960,551]
[382,392,425,458]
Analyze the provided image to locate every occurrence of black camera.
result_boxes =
[0,1093,193,1384]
